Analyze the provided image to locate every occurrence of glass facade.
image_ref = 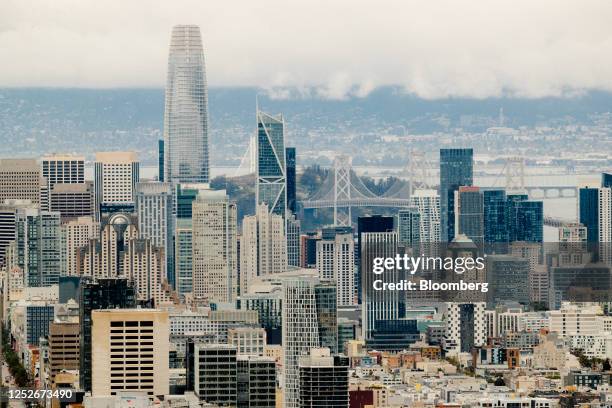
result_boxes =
[397,207,420,247]
[483,190,509,243]
[164,25,210,184]
[439,148,473,242]
[579,187,599,243]
[285,147,296,214]
[257,111,286,217]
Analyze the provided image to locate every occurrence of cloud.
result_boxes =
[1,0,612,99]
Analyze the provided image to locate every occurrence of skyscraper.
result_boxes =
[286,214,301,267]
[361,231,404,339]
[439,148,473,242]
[93,152,139,220]
[507,194,543,242]
[79,278,136,392]
[60,216,99,276]
[357,215,394,304]
[409,189,441,244]
[41,154,85,191]
[286,147,297,214]
[483,189,509,243]
[240,203,287,294]
[579,187,600,243]
[135,182,173,284]
[256,111,286,217]
[49,182,94,222]
[0,158,44,205]
[164,25,210,184]
[282,276,320,408]
[192,190,237,303]
[397,207,420,247]
[316,227,355,307]
[455,186,484,244]
[158,139,164,182]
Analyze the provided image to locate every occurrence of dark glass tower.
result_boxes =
[79,278,136,391]
[602,172,612,188]
[357,215,394,304]
[315,281,338,354]
[286,147,297,215]
[439,148,473,242]
[483,190,509,243]
[158,139,164,182]
[579,187,599,243]
[455,186,484,244]
[507,194,543,242]
[257,111,286,217]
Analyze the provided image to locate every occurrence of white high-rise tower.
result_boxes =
[164,25,210,184]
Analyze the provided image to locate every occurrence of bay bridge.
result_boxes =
[299,154,578,227]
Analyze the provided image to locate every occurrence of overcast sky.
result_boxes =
[2,0,612,99]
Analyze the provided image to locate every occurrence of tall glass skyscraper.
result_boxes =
[257,111,286,217]
[163,25,210,184]
[439,148,473,242]
[483,190,509,243]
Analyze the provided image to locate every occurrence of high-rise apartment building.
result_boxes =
[13,208,61,287]
[175,218,193,298]
[397,207,420,247]
[282,276,321,408]
[256,111,286,217]
[316,227,355,306]
[299,348,349,408]
[0,158,44,205]
[164,25,210,184]
[0,200,34,268]
[41,154,85,190]
[409,189,441,244]
[454,186,484,244]
[599,187,612,263]
[93,152,139,220]
[91,309,169,397]
[60,216,99,276]
[192,190,237,303]
[286,214,301,267]
[439,148,473,242]
[79,278,136,392]
[240,203,287,294]
[135,182,173,283]
[444,302,486,354]
[315,280,338,353]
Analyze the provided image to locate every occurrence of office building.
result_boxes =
[175,218,193,298]
[60,216,99,276]
[91,309,169,397]
[397,207,420,247]
[228,327,267,357]
[13,208,61,287]
[79,278,136,392]
[361,232,403,339]
[240,203,287,294]
[357,215,394,304]
[315,280,338,353]
[549,303,601,338]
[486,255,530,305]
[316,228,355,306]
[41,154,85,190]
[409,189,441,244]
[122,238,171,304]
[0,158,44,205]
[286,214,301,267]
[483,190,509,243]
[439,148,473,242]
[282,276,321,408]
[299,348,349,408]
[237,356,276,408]
[47,322,80,386]
[454,186,484,244]
[158,139,164,182]
[94,152,139,219]
[49,182,94,221]
[241,285,283,345]
[135,182,173,283]
[164,25,210,184]
[443,302,486,354]
[193,344,237,405]
[192,190,237,303]
[365,319,420,352]
[507,194,543,242]
[300,232,320,268]
[579,187,600,243]
[256,110,286,217]
[0,200,34,268]
[602,172,612,188]
[599,187,612,263]
[559,223,588,242]
[286,147,297,214]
